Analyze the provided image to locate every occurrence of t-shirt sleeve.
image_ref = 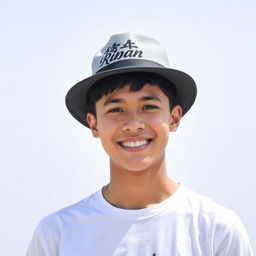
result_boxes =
[25,222,47,256]
[215,214,254,256]
[25,215,60,256]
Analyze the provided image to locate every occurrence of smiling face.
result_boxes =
[86,84,182,172]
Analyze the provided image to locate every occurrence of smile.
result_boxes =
[118,139,152,151]
[122,139,148,148]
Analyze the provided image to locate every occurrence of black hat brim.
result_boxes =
[65,66,197,128]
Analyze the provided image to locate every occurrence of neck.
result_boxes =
[102,155,179,209]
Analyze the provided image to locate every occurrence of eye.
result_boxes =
[142,105,159,110]
[107,107,123,113]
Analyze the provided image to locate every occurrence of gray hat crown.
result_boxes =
[92,32,170,74]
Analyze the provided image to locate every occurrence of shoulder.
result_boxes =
[182,185,239,226]
[26,191,99,255]
[181,184,253,255]
[38,191,99,231]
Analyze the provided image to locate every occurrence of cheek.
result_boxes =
[98,135,114,157]
[96,125,117,154]
[158,123,170,140]
[97,114,120,128]
[149,113,171,129]
[150,117,170,145]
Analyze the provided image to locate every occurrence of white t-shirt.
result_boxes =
[26,184,254,256]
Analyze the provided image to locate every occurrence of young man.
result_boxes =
[26,32,254,255]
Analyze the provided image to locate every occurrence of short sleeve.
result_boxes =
[215,215,254,256]
[25,215,60,256]
[26,223,47,256]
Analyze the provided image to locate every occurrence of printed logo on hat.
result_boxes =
[99,39,144,68]
[91,32,170,75]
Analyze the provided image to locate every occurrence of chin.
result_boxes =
[113,157,157,172]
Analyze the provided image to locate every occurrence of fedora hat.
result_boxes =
[65,32,197,128]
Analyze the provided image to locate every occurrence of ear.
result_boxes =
[169,105,182,132]
[86,113,99,138]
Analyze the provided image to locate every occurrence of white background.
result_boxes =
[0,1,255,255]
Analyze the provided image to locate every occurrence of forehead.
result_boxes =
[97,84,168,104]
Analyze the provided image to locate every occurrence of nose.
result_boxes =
[122,112,145,132]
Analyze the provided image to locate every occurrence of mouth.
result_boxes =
[117,138,153,151]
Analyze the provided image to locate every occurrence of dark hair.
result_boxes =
[85,72,177,117]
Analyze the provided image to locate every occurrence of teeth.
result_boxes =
[121,140,149,148]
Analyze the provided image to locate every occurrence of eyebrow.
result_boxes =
[103,96,161,106]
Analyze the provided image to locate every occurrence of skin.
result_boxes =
[87,84,182,209]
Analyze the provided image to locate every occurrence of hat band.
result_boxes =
[95,59,165,74]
